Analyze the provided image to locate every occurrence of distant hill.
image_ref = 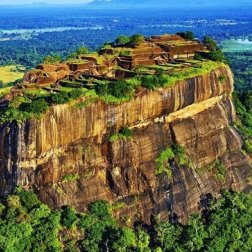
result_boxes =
[87,0,252,9]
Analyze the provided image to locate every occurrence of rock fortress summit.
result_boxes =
[0,33,251,224]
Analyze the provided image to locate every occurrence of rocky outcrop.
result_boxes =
[0,65,251,224]
[23,64,71,85]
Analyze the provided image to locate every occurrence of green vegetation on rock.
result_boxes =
[197,159,226,183]
[0,88,87,124]
[109,127,133,142]
[155,147,175,178]
[156,144,192,179]
[42,54,62,64]
[176,31,195,40]
[62,173,80,183]
[203,36,226,62]
[0,60,224,124]
[115,35,132,46]
[114,34,144,47]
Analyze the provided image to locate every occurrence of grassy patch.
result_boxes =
[0,86,12,98]
[163,61,224,88]
[0,65,25,84]
[109,127,133,142]
[62,173,80,183]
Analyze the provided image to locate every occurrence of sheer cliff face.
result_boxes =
[0,65,251,223]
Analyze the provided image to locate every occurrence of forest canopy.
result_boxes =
[0,189,251,252]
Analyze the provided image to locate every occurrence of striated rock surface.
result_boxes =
[0,65,251,223]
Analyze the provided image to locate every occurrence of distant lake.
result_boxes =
[0,26,104,35]
[222,37,252,52]
[232,38,252,44]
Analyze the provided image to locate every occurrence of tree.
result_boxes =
[66,52,78,60]
[135,228,151,252]
[183,214,208,251]
[111,227,136,252]
[177,31,195,40]
[115,35,131,46]
[68,89,83,99]
[203,36,218,51]
[155,221,182,251]
[50,92,70,104]
[42,54,61,64]
[109,80,135,98]
[76,46,89,55]
[130,34,145,47]
[194,53,203,61]
[20,98,49,115]
[80,201,116,252]
[141,75,159,90]
[208,49,225,62]
[61,206,78,228]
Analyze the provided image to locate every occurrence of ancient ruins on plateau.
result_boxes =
[0,34,208,104]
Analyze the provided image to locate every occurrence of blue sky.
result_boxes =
[0,0,91,4]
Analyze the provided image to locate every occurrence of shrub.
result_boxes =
[172,144,189,166]
[110,227,136,252]
[155,147,175,178]
[50,92,70,104]
[66,52,78,60]
[177,31,195,40]
[130,34,144,47]
[61,206,78,228]
[16,188,41,211]
[9,96,29,109]
[42,54,61,64]
[62,173,80,183]
[141,72,168,90]
[194,53,203,61]
[119,50,131,56]
[120,127,132,138]
[95,82,109,96]
[203,36,218,51]
[109,127,133,142]
[88,201,112,219]
[218,75,227,83]
[214,160,226,183]
[20,98,49,115]
[76,46,89,55]
[96,79,135,99]
[115,35,131,46]
[201,36,225,62]
[68,89,83,99]
[141,75,159,90]
[109,80,135,98]
[156,145,192,178]
[205,159,226,183]
[208,49,225,62]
